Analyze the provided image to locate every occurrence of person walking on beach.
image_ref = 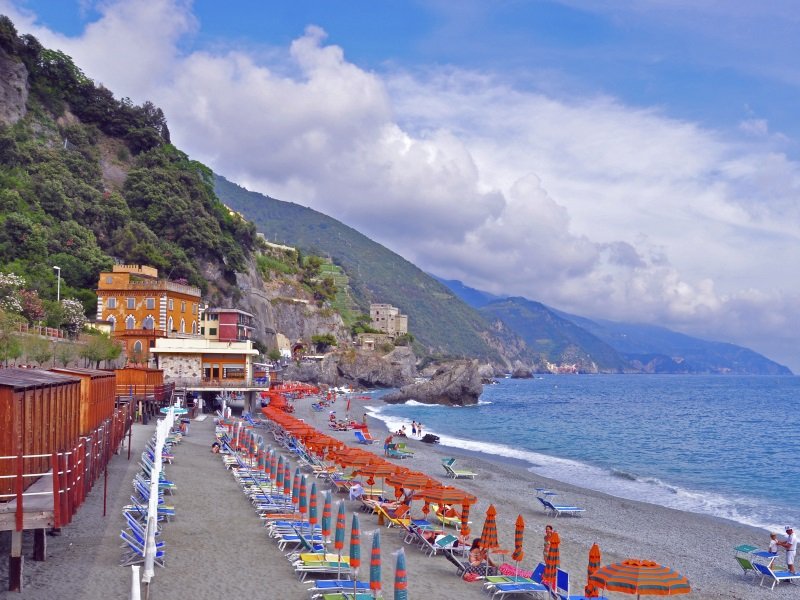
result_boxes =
[778,526,797,573]
[543,524,554,560]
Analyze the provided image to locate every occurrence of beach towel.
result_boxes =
[499,563,533,578]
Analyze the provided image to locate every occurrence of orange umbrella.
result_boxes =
[512,514,525,575]
[542,530,561,591]
[480,504,500,552]
[585,543,602,597]
[352,462,397,496]
[589,559,691,598]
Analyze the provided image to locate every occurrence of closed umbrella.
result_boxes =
[292,468,301,509]
[370,530,382,599]
[394,547,408,600]
[480,503,500,551]
[275,455,285,490]
[334,501,347,578]
[512,514,525,577]
[590,559,691,599]
[269,448,277,485]
[543,530,561,591]
[585,543,602,598]
[350,513,361,598]
[322,490,333,542]
[283,462,291,498]
[298,475,308,518]
[309,481,319,528]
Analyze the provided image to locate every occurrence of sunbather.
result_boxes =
[465,538,498,577]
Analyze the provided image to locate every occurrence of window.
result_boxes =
[125,315,135,330]
[209,328,217,336]
[126,297,135,309]
[132,340,143,353]
[142,316,154,330]
[192,303,197,315]
[108,316,116,331]
[180,318,185,333]
[105,276,113,284]
[145,298,155,310]
[168,317,174,332]
[168,299,174,310]
[106,297,117,309]
[191,321,197,334]
[181,301,186,313]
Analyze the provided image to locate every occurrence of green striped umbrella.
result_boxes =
[292,469,301,509]
[350,513,362,598]
[394,547,407,600]
[585,543,602,597]
[309,481,319,528]
[370,529,382,598]
[298,475,308,517]
[335,501,347,578]
[283,463,291,497]
[268,448,277,484]
[589,559,691,598]
[275,455,285,489]
[322,490,333,542]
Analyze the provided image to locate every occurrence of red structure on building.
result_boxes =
[202,308,255,342]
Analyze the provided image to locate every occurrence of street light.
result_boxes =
[53,265,61,303]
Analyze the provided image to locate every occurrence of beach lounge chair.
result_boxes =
[484,563,548,598]
[119,530,166,567]
[441,457,477,479]
[443,549,471,577]
[542,499,585,518]
[753,562,800,590]
[734,555,758,579]
[354,430,374,445]
[373,503,410,529]
[385,444,413,459]
[307,580,370,596]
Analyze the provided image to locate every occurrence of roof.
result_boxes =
[0,368,81,390]
[204,307,255,317]
[50,367,116,380]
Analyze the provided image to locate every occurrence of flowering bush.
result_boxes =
[60,298,87,336]
[0,272,25,313]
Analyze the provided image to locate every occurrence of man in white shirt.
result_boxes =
[778,526,797,573]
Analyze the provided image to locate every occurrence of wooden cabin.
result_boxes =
[50,367,116,436]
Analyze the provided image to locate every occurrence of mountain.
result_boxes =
[215,175,521,363]
[439,278,792,375]
[550,311,792,375]
[430,276,503,308]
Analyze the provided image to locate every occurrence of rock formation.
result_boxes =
[0,49,27,126]
[282,347,416,389]
[382,359,483,406]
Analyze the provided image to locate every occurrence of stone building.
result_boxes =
[369,303,408,337]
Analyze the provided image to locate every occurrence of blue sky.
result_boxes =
[3,0,799,370]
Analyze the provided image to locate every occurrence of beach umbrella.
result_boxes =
[292,468,302,509]
[480,504,500,577]
[283,462,292,497]
[350,513,362,598]
[309,481,319,528]
[590,559,691,599]
[370,530,382,599]
[298,475,308,518]
[512,514,525,576]
[353,462,396,496]
[268,448,277,485]
[542,531,561,591]
[460,502,471,539]
[275,455,285,490]
[322,490,333,542]
[334,501,347,578]
[585,543,602,597]
[394,547,408,600]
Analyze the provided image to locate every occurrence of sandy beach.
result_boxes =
[0,398,794,599]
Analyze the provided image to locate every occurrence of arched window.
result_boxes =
[107,316,116,331]
[180,318,186,333]
[125,315,135,330]
[133,340,143,353]
[191,321,197,335]
[142,316,154,330]
[168,317,174,332]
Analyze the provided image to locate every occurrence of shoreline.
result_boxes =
[304,395,793,599]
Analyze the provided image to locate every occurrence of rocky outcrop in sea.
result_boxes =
[382,359,483,406]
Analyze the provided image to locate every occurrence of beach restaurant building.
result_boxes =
[150,337,259,386]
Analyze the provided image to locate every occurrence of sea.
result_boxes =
[361,375,799,532]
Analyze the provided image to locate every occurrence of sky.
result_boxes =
[2,0,799,371]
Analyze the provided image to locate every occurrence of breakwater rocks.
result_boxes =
[382,359,483,406]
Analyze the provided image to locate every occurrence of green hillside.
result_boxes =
[215,175,510,361]
[0,16,256,319]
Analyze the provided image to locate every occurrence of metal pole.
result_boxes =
[53,266,61,303]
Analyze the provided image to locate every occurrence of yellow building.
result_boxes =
[95,265,202,360]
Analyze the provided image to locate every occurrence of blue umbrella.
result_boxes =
[322,490,333,542]
[370,529,382,598]
[350,513,362,598]
[292,468,301,509]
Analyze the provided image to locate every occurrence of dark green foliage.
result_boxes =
[311,333,337,352]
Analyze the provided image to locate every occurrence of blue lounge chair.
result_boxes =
[441,457,477,479]
[354,430,374,445]
[753,562,800,589]
[542,499,585,518]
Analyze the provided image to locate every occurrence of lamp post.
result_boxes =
[53,265,61,303]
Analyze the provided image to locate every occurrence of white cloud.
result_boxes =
[4,0,799,370]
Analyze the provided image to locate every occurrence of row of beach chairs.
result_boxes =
[734,544,800,590]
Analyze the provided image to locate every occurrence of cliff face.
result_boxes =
[383,359,483,406]
[282,347,416,388]
[0,49,27,126]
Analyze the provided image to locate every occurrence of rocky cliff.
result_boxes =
[282,347,416,388]
[382,359,483,406]
[0,48,27,126]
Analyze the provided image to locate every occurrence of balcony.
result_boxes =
[126,279,201,297]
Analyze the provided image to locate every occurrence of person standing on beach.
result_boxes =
[411,421,417,436]
[543,524,554,560]
[417,422,423,438]
[778,526,797,573]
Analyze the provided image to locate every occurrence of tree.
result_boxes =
[60,297,87,337]
[394,333,415,347]
[311,333,338,353]
[23,335,52,366]
[53,340,78,367]
[0,271,25,313]
[267,349,282,362]
[79,333,122,368]
[0,309,24,366]
[19,289,45,323]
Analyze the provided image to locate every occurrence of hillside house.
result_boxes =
[369,303,408,337]
[201,307,255,342]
